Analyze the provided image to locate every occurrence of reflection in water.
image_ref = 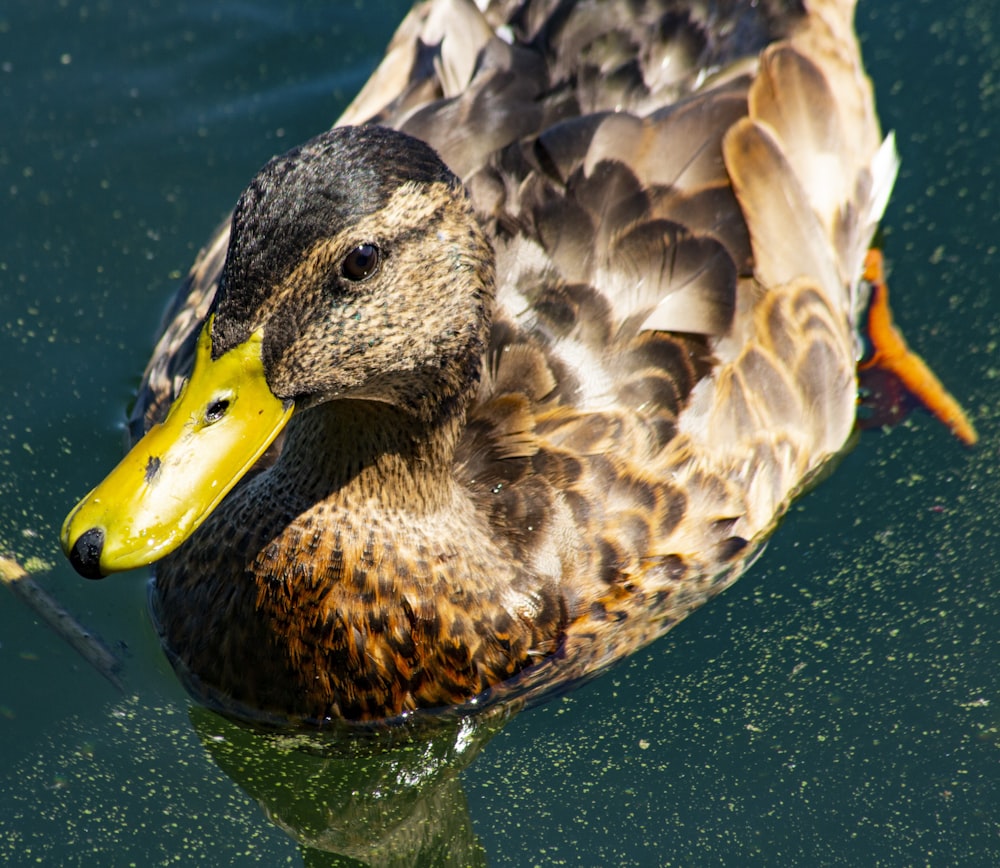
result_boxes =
[190,705,510,867]
[0,692,513,866]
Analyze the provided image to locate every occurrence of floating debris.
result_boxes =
[0,555,123,691]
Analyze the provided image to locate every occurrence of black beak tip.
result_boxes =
[69,527,107,580]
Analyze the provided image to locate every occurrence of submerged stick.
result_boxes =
[0,555,124,691]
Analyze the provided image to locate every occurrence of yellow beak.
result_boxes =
[61,316,293,578]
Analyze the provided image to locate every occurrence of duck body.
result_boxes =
[64,0,899,724]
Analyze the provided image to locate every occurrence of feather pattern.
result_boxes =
[122,0,897,724]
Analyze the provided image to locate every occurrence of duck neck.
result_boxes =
[275,359,479,514]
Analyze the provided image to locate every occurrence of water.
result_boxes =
[1,1,998,864]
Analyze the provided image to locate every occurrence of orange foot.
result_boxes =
[858,249,978,446]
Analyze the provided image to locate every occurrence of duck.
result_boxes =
[60,0,973,725]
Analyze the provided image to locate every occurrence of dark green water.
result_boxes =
[1,1,997,864]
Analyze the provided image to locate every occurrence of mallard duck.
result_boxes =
[60,0,962,725]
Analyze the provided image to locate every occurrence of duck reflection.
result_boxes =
[189,704,515,867]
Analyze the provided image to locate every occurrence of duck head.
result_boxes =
[62,125,494,578]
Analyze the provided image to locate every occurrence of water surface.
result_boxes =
[1,1,997,864]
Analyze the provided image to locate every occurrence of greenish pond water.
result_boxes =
[1,1,998,864]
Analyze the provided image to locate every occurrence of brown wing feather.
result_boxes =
[128,220,229,440]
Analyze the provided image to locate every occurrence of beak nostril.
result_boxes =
[204,398,230,424]
[69,528,107,580]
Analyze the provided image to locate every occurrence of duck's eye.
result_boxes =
[341,243,381,281]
